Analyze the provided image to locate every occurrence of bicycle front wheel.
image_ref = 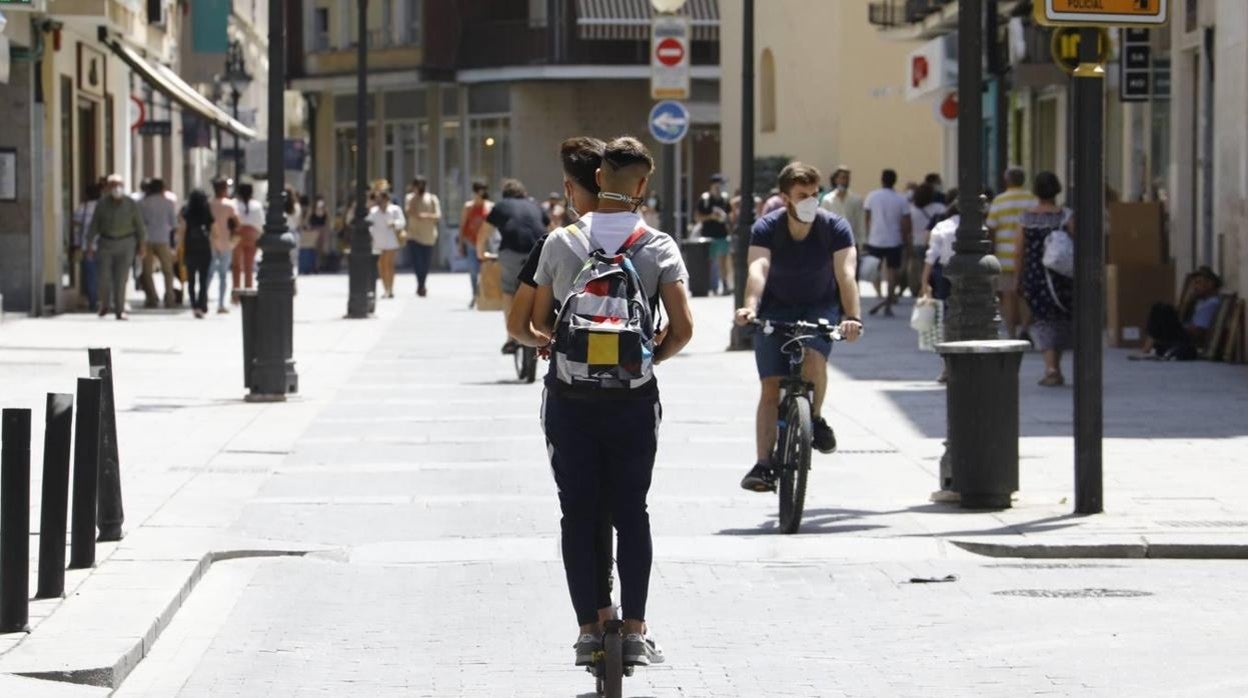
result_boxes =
[777,395,812,534]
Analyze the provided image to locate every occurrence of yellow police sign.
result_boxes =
[1036,0,1168,26]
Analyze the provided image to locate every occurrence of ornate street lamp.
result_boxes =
[247,0,297,400]
[223,39,252,181]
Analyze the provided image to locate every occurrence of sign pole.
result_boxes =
[661,144,676,236]
[1072,27,1105,514]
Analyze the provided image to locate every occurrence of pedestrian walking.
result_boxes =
[459,181,492,308]
[695,173,733,295]
[1019,171,1074,387]
[368,183,406,298]
[304,196,331,273]
[283,186,302,279]
[209,178,240,314]
[986,167,1038,340]
[543,191,567,231]
[177,190,215,318]
[862,168,912,317]
[921,195,958,382]
[232,182,264,302]
[138,178,179,308]
[476,177,548,353]
[529,136,693,670]
[908,182,946,299]
[72,182,101,312]
[86,174,147,320]
[404,176,441,296]
[819,166,866,241]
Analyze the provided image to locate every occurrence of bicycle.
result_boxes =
[513,343,537,383]
[751,318,843,534]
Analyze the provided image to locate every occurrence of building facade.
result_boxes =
[291,0,722,264]
[720,0,946,202]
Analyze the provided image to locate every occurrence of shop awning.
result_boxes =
[576,0,720,41]
[100,30,257,140]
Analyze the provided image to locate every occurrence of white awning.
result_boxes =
[101,31,257,140]
[576,0,719,41]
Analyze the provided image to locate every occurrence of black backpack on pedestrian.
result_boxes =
[185,215,212,251]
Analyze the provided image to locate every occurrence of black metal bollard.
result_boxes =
[88,349,124,542]
[69,378,102,570]
[239,289,259,390]
[36,393,74,600]
[1,408,32,633]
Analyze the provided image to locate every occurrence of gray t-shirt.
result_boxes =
[534,211,689,302]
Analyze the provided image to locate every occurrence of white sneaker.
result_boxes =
[623,632,665,666]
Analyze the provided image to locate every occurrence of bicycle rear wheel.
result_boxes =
[513,345,537,383]
[777,395,812,534]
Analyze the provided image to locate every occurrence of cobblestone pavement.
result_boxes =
[96,273,1248,697]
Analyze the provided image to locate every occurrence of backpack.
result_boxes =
[186,219,211,249]
[551,220,657,391]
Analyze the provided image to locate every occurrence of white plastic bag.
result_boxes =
[910,298,937,332]
[859,254,881,284]
[916,300,945,352]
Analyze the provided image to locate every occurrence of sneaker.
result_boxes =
[573,633,602,667]
[623,633,665,667]
[812,416,837,454]
[740,463,775,492]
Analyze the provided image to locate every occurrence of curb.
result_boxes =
[951,540,1248,560]
[11,549,310,690]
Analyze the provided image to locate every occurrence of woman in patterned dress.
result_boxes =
[1019,171,1074,387]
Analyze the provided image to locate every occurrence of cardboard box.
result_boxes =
[1106,263,1176,348]
[1107,202,1166,268]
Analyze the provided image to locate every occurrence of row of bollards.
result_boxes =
[0,349,125,634]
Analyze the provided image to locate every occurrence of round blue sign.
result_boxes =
[648,101,690,145]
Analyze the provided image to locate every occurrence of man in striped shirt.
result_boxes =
[986,168,1037,339]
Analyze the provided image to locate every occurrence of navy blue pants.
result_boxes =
[542,389,660,625]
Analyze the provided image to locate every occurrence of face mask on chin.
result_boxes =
[791,197,819,224]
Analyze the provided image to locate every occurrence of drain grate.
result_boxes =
[1157,520,1248,529]
[986,563,1124,570]
[994,588,1152,599]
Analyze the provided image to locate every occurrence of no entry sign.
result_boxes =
[651,14,689,100]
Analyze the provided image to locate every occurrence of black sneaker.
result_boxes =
[740,463,775,492]
[812,417,837,454]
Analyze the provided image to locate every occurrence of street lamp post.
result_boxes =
[346,0,374,319]
[728,0,754,350]
[223,40,252,181]
[247,0,297,400]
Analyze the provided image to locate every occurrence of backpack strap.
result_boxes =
[564,219,595,259]
[616,224,652,256]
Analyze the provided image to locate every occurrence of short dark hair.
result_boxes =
[560,136,605,195]
[913,183,937,209]
[830,167,850,187]
[1195,266,1223,289]
[501,178,527,199]
[882,169,898,188]
[148,178,165,194]
[212,178,230,196]
[1032,171,1062,201]
[1005,167,1026,188]
[471,180,489,198]
[777,162,822,194]
[412,175,427,191]
[923,172,942,185]
[601,136,654,176]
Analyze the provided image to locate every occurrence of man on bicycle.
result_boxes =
[734,162,864,492]
[531,136,694,669]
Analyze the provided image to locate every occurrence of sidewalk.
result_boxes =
[1,274,1245,695]
[0,276,400,691]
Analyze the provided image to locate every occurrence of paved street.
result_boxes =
[2,272,1247,696]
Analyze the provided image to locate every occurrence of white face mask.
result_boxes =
[793,197,819,223]
[110,187,124,200]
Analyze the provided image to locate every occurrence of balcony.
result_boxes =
[867,0,955,29]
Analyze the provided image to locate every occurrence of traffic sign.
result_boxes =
[648,101,690,145]
[655,37,685,67]
[1119,28,1151,102]
[651,14,690,100]
[1035,0,1168,27]
[1051,26,1110,74]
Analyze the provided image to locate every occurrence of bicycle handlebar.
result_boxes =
[750,318,845,343]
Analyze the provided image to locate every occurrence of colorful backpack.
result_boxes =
[551,220,657,390]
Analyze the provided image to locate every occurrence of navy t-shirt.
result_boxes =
[750,208,855,312]
[488,198,549,254]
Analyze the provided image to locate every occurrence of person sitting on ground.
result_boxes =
[1139,267,1224,360]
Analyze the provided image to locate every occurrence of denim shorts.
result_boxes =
[752,303,841,379]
